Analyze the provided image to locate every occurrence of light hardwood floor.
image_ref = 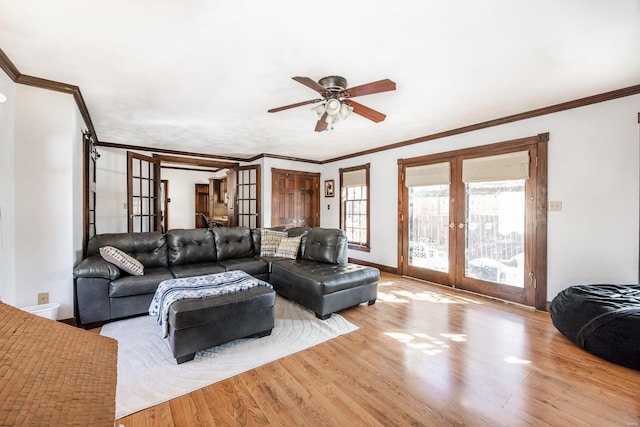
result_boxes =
[116,273,640,426]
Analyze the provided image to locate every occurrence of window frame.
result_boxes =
[339,163,371,252]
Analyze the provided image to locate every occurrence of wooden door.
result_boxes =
[195,183,210,227]
[271,168,320,228]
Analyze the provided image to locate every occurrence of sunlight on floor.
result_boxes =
[384,331,468,356]
[377,286,482,305]
[504,356,532,364]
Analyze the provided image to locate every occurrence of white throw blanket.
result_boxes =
[149,270,272,337]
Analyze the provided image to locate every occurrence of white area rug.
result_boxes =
[100,296,358,419]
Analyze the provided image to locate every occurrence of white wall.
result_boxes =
[0,71,17,304]
[92,94,639,304]
[320,94,640,301]
[161,168,220,229]
[1,84,86,319]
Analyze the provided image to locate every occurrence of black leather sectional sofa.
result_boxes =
[73,226,379,327]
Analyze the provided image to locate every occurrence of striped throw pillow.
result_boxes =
[99,246,144,276]
[275,236,302,259]
[260,229,288,257]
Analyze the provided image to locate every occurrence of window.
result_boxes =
[340,164,370,251]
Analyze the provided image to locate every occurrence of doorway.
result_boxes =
[271,168,320,228]
[398,133,548,309]
[195,183,210,227]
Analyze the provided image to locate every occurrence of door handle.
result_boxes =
[458,223,465,229]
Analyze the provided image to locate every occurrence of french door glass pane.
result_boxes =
[408,184,449,272]
[465,179,525,287]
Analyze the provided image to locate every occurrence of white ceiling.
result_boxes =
[1,1,639,161]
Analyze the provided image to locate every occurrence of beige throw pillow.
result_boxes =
[275,236,302,259]
[260,229,288,257]
[99,246,144,276]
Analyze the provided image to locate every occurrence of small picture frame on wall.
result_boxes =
[324,179,335,197]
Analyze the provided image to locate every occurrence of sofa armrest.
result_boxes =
[73,255,121,280]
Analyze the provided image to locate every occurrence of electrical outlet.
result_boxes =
[38,292,49,305]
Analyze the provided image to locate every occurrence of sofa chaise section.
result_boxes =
[269,228,379,319]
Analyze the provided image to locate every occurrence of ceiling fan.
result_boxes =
[268,76,396,132]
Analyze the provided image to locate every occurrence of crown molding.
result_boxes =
[0,47,96,138]
[323,84,640,163]
[2,47,638,165]
[0,48,20,81]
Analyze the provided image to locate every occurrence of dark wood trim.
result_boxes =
[153,154,238,169]
[98,141,243,162]
[534,138,549,310]
[398,133,550,166]
[347,257,397,274]
[160,165,219,173]
[0,47,20,81]
[260,153,322,164]
[271,167,321,178]
[324,86,640,163]
[98,141,324,165]
[16,74,78,94]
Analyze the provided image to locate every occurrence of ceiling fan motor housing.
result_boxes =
[318,75,348,93]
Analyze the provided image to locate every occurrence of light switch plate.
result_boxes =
[549,201,562,211]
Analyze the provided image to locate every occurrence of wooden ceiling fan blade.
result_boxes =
[345,100,387,123]
[343,79,396,98]
[268,99,320,113]
[292,76,329,94]
[315,112,329,132]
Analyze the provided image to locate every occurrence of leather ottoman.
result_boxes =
[167,285,276,363]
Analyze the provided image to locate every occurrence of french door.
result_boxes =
[236,164,261,228]
[399,134,548,308]
[127,152,161,232]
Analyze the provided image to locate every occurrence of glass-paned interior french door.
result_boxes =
[236,164,260,228]
[127,152,161,232]
[399,134,548,308]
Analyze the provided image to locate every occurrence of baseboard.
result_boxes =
[348,258,397,274]
[59,317,77,327]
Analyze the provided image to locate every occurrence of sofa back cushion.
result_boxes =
[166,228,216,265]
[213,226,254,260]
[302,228,348,265]
[87,232,169,268]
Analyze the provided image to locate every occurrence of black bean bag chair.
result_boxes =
[550,284,640,370]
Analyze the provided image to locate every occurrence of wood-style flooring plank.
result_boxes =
[116,273,640,426]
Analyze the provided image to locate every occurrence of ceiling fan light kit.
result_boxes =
[268,75,396,132]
